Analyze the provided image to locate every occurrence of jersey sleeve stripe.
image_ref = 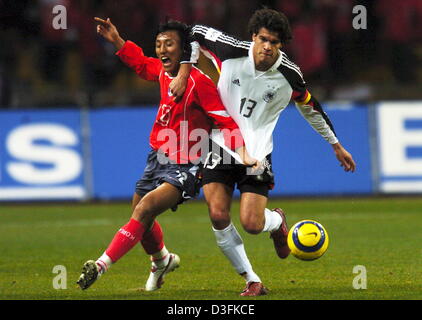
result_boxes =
[281,60,304,80]
[192,25,251,50]
[280,52,301,71]
[296,91,311,105]
[207,110,230,117]
[280,60,304,81]
[192,25,209,34]
[309,98,337,137]
[281,53,304,79]
[215,37,250,50]
[217,34,251,50]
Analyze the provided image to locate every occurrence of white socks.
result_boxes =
[213,223,261,284]
[150,246,170,269]
[262,208,282,233]
[95,246,170,277]
[96,252,113,275]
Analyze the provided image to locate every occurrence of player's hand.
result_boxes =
[169,75,187,103]
[236,146,262,172]
[332,142,356,172]
[249,160,265,175]
[94,17,125,50]
[169,63,191,102]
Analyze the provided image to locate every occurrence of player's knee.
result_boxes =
[211,218,231,230]
[242,224,262,235]
[208,206,230,229]
[132,200,157,223]
[240,216,263,235]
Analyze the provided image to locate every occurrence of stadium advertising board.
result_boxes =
[377,102,422,193]
[88,107,156,200]
[271,103,372,195]
[0,103,392,201]
[0,110,86,200]
[87,103,373,199]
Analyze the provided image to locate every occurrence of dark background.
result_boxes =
[0,0,421,109]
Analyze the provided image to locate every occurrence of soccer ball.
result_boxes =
[287,220,329,261]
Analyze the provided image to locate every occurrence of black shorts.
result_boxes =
[201,149,275,197]
[135,149,201,208]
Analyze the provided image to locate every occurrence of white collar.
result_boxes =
[164,71,175,79]
[248,42,283,78]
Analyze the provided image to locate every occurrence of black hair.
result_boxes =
[156,19,190,49]
[247,8,292,44]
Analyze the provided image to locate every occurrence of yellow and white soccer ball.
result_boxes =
[287,220,329,261]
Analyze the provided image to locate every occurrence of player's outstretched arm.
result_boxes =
[190,25,250,61]
[331,142,356,172]
[94,17,125,50]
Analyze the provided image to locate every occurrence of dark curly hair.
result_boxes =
[247,9,292,44]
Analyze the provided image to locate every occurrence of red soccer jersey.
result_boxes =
[116,41,243,164]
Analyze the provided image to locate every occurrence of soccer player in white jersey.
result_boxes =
[171,8,356,296]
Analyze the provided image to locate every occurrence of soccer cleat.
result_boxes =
[77,260,100,290]
[145,253,180,291]
[240,282,268,296]
[270,208,291,259]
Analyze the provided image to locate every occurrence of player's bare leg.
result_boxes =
[78,183,181,290]
[239,192,290,259]
[131,192,142,211]
[204,182,233,230]
[203,182,265,296]
[239,192,268,234]
[132,192,170,256]
[132,182,181,225]
[131,191,179,291]
[133,183,182,290]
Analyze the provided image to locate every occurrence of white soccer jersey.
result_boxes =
[189,25,338,162]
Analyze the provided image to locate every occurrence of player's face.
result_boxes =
[156,31,183,76]
[252,27,282,71]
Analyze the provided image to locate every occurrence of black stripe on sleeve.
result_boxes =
[308,96,337,136]
[190,25,250,62]
[277,52,336,136]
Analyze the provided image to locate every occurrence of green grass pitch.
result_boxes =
[0,197,421,300]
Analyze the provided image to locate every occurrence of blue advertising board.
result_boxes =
[87,103,373,199]
[89,107,157,199]
[0,109,86,200]
[271,103,372,195]
[0,103,379,201]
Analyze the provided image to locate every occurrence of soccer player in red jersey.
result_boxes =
[77,18,257,291]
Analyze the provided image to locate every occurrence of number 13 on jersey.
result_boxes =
[239,98,257,118]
